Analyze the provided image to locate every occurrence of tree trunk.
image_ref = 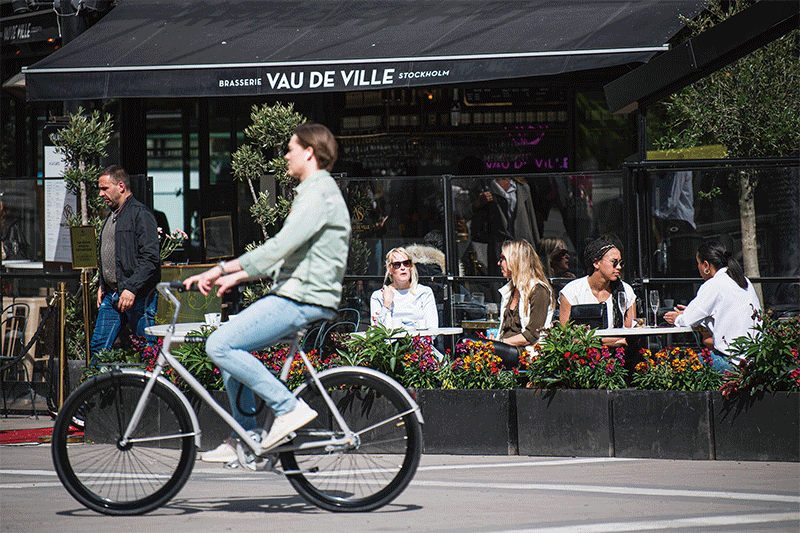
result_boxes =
[79,160,89,226]
[738,170,762,306]
[247,177,269,241]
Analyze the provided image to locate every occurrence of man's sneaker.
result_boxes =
[261,399,317,450]
[201,438,238,463]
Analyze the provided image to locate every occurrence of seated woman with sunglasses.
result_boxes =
[370,247,439,331]
[559,238,636,347]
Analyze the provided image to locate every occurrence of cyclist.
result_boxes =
[185,122,351,462]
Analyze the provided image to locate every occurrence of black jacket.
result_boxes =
[98,195,161,298]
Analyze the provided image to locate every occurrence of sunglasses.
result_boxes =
[390,260,412,269]
[498,255,507,263]
[603,258,624,269]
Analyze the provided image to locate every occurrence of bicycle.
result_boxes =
[51,280,423,515]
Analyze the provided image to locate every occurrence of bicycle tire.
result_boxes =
[51,371,196,515]
[279,369,422,512]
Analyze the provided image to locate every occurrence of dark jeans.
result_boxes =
[90,290,158,355]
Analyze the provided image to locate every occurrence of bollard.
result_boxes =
[81,269,92,366]
[58,282,67,409]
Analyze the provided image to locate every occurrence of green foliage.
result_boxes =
[340,323,414,378]
[439,338,518,389]
[231,102,305,247]
[51,107,114,226]
[722,313,800,397]
[632,347,723,391]
[231,144,269,186]
[655,0,799,158]
[528,321,628,389]
[169,327,224,391]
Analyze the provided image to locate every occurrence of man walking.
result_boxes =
[91,165,161,355]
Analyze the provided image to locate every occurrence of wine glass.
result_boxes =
[649,290,660,327]
[616,291,628,328]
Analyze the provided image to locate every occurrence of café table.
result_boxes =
[350,326,463,339]
[594,325,694,337]
[460,319,500,330]
[145,322,208,343]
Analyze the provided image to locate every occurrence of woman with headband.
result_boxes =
[664,240,761,371]
[559,238,636,347]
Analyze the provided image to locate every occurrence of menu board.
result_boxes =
[44,179,76,264]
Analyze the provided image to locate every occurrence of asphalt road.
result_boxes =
[1,444,798,533]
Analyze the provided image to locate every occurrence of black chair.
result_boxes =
[1,303,36,417]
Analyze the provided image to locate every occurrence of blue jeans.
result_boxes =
[205,295,334,431]
[708,350,734,373]
[90,290,158,355]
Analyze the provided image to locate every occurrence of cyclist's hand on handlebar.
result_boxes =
[184,269,218,296]
[213,270,250,297]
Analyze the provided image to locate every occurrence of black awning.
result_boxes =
[24,0,703,101]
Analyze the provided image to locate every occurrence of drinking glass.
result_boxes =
[649,290,660,326]
[616,291,628,328]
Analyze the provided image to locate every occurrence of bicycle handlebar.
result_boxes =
[165,279,201,292]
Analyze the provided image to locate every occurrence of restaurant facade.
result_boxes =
[2,1,798,336]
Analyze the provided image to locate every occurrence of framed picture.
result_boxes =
[202,215,234,261]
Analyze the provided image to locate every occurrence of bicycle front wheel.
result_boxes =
[280,369,422,512]
[51,372,196,515]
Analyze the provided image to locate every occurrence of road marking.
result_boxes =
[418,457,639,471]
[414,480,800,503]
[498,512,800,532]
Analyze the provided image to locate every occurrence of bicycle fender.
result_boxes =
[302,366,424,424]
[109,369,203,448]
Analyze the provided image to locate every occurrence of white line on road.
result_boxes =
[414,480,800,503]
[498,512,800,533]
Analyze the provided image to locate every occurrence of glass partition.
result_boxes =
[640,162,799,318]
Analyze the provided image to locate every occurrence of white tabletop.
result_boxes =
[3,260,44,270]
[351,327,463,339]
[146,322,208,342]
[594,325,695,337]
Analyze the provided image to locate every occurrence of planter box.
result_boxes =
[516,388,612,457]
[416,389,515,455]
[712,391,799,462]
[191,389,273,451]
[611,390,712,460]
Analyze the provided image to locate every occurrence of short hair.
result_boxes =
[383,247,419,293]
[100,165,130,189]
[294,122,338,171]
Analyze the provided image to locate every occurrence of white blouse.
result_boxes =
[370,284,439,331]
[559,276,636,328]
[675,267,762,356]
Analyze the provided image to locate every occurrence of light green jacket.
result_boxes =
[238,170,351,310]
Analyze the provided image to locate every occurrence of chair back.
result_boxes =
[568,303,607,329]
[1,304,29,359]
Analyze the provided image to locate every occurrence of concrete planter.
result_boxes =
[416,389,516,455]
[712,391,799,462]
[515,388,612,457]
[611,390,712,460]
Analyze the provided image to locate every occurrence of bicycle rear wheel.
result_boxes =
[280,369,422,512]
[51,372,196,515]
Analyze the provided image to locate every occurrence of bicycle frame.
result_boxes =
[117,282,360,460]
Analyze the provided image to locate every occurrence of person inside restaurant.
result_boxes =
[559,238,637,347]
[664,240,762,372]
[370,247,439,331]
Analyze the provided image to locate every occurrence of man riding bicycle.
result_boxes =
[185,122,351,462]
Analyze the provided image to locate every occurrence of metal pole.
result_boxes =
[58,282,67,409]
[81,269,92,366]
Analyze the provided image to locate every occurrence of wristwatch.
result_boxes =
[217,261,228,275]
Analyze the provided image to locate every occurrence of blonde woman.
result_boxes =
[492,240,554,365]
[370,247,439,331]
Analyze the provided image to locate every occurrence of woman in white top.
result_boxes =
[559,238,636,347]
[664,240,761,371]
[370,247,438,331]
[492,239,554,366]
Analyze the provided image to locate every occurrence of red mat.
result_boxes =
[0,426,82,444]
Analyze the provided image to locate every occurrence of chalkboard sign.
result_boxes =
[202,216,234,261]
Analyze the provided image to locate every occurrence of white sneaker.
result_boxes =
[201,438,238,463]
[261,399,318,450]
